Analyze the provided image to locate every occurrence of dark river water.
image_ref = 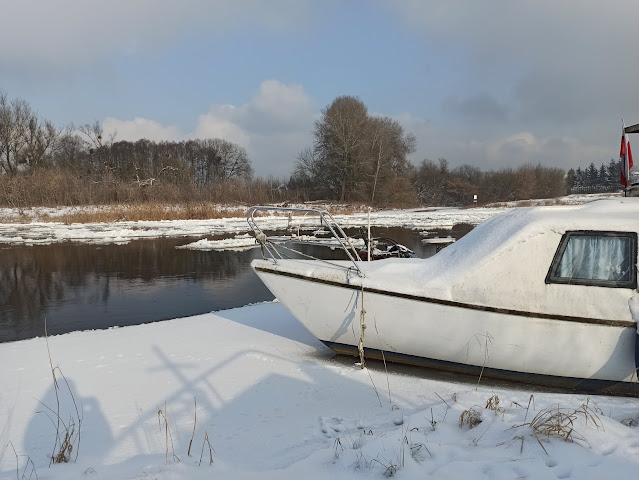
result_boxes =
[0,226,472,342]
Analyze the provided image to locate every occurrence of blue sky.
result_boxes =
[2,0,639,177]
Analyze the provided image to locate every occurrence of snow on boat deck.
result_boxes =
[2,302,639,479]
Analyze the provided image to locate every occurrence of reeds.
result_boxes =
[42,320,82,466]
[521,401,602,452]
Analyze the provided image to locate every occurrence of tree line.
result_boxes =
[411,159,566,206]
[0,91,270,207]
[565,160,621,192]
[1,90,608,210]
[291,95,567,207]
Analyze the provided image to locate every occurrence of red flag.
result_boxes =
[621,169,628,188]
[620,124,632,188]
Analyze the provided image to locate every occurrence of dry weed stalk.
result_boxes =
[199,431,214,466]
[475,331,494,388]
[157,402,180,465]
[459,408,482,429]
[43,319,82,466]
[332,438,344,459]
[428,408,437,431]
[485,394,505,414]
[371,456,399,478]
[187,397,197,457]
[51,420,75,464]
[6,441,38,480]
[499,395,535,453]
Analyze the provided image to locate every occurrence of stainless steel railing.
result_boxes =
[246,206,364,276]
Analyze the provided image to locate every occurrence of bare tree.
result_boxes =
[53,127,86,170]
[314,96,369,201]
[185,138,252,186]
[77,120,115,152]
[296,96,416,204]
[366,116,415,204]
[0,91,58,175]
[75,121,116,174]
[212,138,252,181]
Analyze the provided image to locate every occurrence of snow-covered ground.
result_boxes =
[3,193,636,479]
[1,302,638,480]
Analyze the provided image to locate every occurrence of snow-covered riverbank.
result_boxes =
[1,302,638,480]
[0,206,503,246]
[0,194,620,246]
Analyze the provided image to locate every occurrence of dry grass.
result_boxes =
[44,203,247,224]
[505,399,602,454]
[0,201,372,224]
[459,408,482,429]
[525,402,602,448]
[157,401,180,465]
[485,394,504,414]
[42,319,83,466]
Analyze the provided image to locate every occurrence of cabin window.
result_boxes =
[546,231,637,288]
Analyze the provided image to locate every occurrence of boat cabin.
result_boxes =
[350,198,638,322]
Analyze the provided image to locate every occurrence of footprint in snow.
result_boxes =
[320,416,346,436]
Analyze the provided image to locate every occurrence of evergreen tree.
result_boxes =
[607,158,620,186]
[598,163,608,187]
[586,162,598,187]
[565,168,576,191]
[574,167,584,187]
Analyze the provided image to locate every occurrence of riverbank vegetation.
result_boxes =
[0,91,584,217]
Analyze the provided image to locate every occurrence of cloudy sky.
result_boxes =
[2,0,639,177]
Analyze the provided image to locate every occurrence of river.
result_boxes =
[0,226,471,341]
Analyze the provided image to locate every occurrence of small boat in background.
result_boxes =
[357,227,414,260]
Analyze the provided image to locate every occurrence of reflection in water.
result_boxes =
[0,226,472,342]
[0,238,274,342]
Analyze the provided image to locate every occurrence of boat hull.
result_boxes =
[253,263,639,395]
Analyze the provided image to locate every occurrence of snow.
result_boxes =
[2,302,639,480]
[0,206,503,246]
[175,234,366,252]
[325,198,639,318]
[0,194,622,246]
[2,193,638,478]
[176,234,259,251]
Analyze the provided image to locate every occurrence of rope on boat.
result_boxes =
[358,285,367,369]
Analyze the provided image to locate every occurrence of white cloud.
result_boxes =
[394,113,609,172]
[471,133,609,169]
[102,117,184,143]
[385,1,639,129]
[0,0,313,77]
[103,78,613,180]
[374,1,637,173]
[194,107,251,147]
[193,80,315,176]
[102,80,314,177]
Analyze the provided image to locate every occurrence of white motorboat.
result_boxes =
[248,199,639,395]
